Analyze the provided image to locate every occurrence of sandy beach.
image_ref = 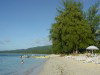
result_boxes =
[39,55,100,75]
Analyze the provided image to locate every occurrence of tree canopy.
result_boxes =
[86,1,100,33]
[50,0,95,54]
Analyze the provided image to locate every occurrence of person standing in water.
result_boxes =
[20,56,24,64]
[21,59,24,64]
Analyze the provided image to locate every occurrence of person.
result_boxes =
[20,55,22,58]
[21,60,24,64]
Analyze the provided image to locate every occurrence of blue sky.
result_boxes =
[0,0,98,51]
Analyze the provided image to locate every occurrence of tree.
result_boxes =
[86,2,100,33]
[86,2,100,47]
[50,23,63,53]
[50,0,94,54]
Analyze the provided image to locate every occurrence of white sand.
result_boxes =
[39,55,100,75]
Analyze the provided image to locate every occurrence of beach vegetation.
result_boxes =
[86,2,100,48]
[50,0,99,54]
[86,1,100,34]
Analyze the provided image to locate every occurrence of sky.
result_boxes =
[0,0,99,51]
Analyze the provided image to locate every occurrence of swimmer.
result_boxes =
[21,60,24,64]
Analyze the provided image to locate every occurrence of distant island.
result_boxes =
[0,45,52,54]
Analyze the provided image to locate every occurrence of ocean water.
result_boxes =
[0,54,47,75]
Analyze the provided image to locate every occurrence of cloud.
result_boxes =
[0,41,5,45]
[41,37,52,45]
[5,40,11,43]
[31,37,52,47]
[0,39,11,46]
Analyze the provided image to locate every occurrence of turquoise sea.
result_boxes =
[0,54,47,75]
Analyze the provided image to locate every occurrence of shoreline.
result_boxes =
[39,54,100,75]
[25,57,48,75]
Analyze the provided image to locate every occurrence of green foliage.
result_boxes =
[98,30,100,34]
[86,2,100,47]
[50,0,95,54]
[86,2,100,33]
[0,45,53,54]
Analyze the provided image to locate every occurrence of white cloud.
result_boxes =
[31,37,52,47]
[0,39,11,46]
[0,41,5,45]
